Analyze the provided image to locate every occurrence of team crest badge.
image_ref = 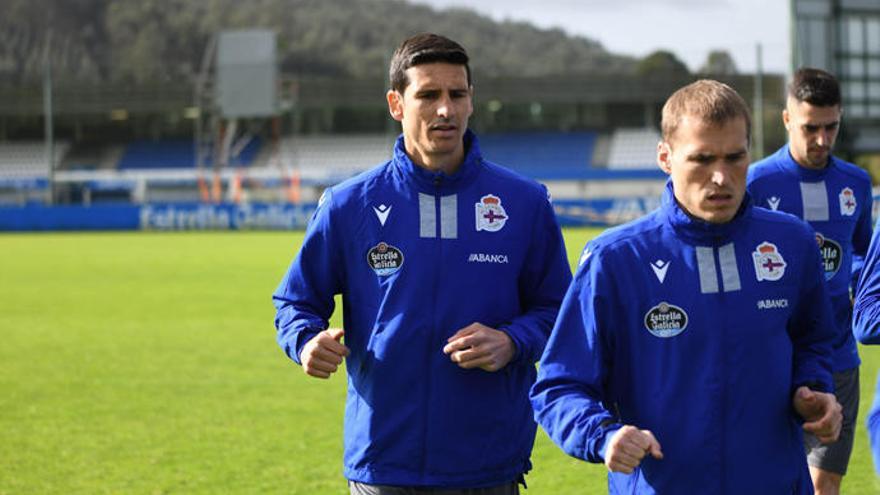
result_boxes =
[644,302,688,338]
[839,187,856,216]
[367,242,404,276]
[752,242,787,281]
[475,194,508,232]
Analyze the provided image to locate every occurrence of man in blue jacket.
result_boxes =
[747,68,872,495]
[273,33,571,494]
[853,217,880,476]
[531,80,842,494]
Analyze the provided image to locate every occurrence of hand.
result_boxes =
[604,425,664,474]
[793,386,842,444]
[442,322,515,372]
[300,328,350,379]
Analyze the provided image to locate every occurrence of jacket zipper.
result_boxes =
[421,175,443,478]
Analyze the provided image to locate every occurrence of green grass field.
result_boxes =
[2,229,880,494]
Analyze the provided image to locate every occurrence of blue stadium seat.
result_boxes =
[479,132,596,180]
[117,138,262,170]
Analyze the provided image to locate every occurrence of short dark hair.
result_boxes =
[661,79,752,145]
[788,68,841,107]
[389,33,471,93]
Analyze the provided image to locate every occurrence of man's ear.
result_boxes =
[387,90,403,122]
[657,141,672,175]
[782,108,791,132]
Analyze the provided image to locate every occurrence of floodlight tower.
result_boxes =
[194,29,281,204]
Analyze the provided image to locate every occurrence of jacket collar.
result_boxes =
[391,129,483,192]
[661,180,752,246]
[776,143,834,181]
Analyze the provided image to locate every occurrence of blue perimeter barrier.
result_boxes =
[2,196,879,231]
[0,204,318,231]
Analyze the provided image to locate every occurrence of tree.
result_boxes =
[700,50,738,75]
[636,50,690,77]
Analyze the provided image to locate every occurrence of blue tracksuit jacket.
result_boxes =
[273,130,571,488]
[748,145,873,372]
[853,215,880,345]
[531,182,835,494]
[852,217,880,475]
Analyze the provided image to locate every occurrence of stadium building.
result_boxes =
[792,0,880,157]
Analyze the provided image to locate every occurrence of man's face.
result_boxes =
[783,98,841,169]
[658,115,750,224]
[386,63,473,169]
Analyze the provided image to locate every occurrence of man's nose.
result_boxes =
[711,168,728,186]
[437,94,453,118]
[816,129,829,148]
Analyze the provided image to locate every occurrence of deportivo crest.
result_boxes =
[767,196,781,211]
[752,242,787,281]
[644,302,688,338]
[839,187,856,216]
[815,233,842,280]
[475,194,508,232]
[367,242,404,276]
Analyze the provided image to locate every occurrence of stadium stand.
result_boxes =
[606,128,662,169]
[0,141,69,178]
[479,132,596,179]
[275,132,665,183]
[0,131,669,207]
[117,138,262,170]
[278,134,390,179]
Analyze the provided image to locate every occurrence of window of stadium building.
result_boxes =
[840,15,880,118]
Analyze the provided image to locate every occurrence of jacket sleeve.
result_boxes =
[868,372,880,474]
[788,232,835,392]
[853,217,880,345]
[272,190,344,364]
[500,189,572,365]
[530,245,621,463]
[850,187,874,289]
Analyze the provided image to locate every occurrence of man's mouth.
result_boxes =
[706,192,733,204]
[430,123,457,132]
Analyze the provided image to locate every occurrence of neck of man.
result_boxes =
[407,147,465,176]
[793,152,829,171]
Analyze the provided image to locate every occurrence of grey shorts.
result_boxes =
[349,481,520,495]
[803,367,860,475]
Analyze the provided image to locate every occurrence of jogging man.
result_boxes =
[748,67,872,495]
[531,80,842,494]
[273,33,571,494]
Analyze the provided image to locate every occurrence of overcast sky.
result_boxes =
[408,0,790,74]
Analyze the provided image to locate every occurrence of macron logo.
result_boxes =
[373,204,391,226]
[651,260,670,283]
[767,197,781,211]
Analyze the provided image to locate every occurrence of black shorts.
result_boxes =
[803,367,860,475]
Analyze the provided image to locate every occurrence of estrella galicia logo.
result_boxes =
[644,302,688,338]
[367,242,404,276]
[815,233,842,280]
